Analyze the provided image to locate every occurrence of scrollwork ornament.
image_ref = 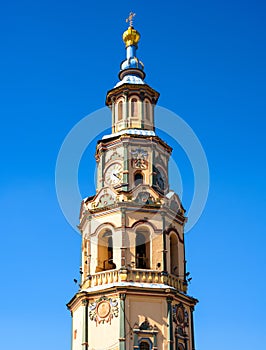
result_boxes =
[173,303,188,327]
[89,296,119,326]
[131,148,148,169]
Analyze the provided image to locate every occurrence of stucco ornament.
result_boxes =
[131,148,148,169]
[173,303,189,327]
[89,296,119,326]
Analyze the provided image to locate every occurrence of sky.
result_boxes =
[0,0,266,349]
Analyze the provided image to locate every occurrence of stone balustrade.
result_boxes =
[82,268,187,293]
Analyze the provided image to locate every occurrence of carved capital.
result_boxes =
[119,293,126,300]
[166,296,173,303]
[82,299,89,306]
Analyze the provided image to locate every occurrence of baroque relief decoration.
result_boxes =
[134,191,155,205]
[133,317,158,333]
[154,154,165,168]
[89,296,119,326]
[97,192,115,208]
[105,148,123,163]
[139,317,153,330]
[133,318,158,349]
[170,199,180,212]
[131,148,148,169]
[173,303,189,327]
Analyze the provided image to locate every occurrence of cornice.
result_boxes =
[96,134,172,154]
[67,285,198,311]
[105,83,160,106]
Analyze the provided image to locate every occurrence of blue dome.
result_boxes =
[121,56,144,71]
[116,33,146,86]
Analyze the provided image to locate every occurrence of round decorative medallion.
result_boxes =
[176,306,185,324]
[97,300,111,318]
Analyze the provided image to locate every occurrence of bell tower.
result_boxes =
[67,14,198,350]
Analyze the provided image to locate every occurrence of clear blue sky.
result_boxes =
[0,0,266,349]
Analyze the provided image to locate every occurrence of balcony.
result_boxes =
[82,268,187,293]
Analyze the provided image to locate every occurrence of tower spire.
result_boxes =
[116,13,145,86]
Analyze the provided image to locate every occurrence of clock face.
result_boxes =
[105,162,123,186]
[154,166,166,191]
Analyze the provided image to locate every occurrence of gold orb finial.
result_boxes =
[123,12,140,47]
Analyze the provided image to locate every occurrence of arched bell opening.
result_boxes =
[170,233,179,275]
[134,171,144,186]
[96,229,116,272]
[135,229,150,269]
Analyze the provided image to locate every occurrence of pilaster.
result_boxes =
[81,299,88,350]
[190,306,196,350]
[119,293,126,350]
[167,296,174,350]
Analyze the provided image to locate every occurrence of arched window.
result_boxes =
[118,101,123,121]
[145,100,151,121]
[105,236,116,270]
[97,230,116,272]
[170,233,178,275]
[139,341,150,350]
[135,229,150,269]
[131,98,138,117]
[134,172,143,186]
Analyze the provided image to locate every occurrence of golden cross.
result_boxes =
[126,12,136,27]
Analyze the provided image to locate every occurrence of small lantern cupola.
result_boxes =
[105,12,159,135]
